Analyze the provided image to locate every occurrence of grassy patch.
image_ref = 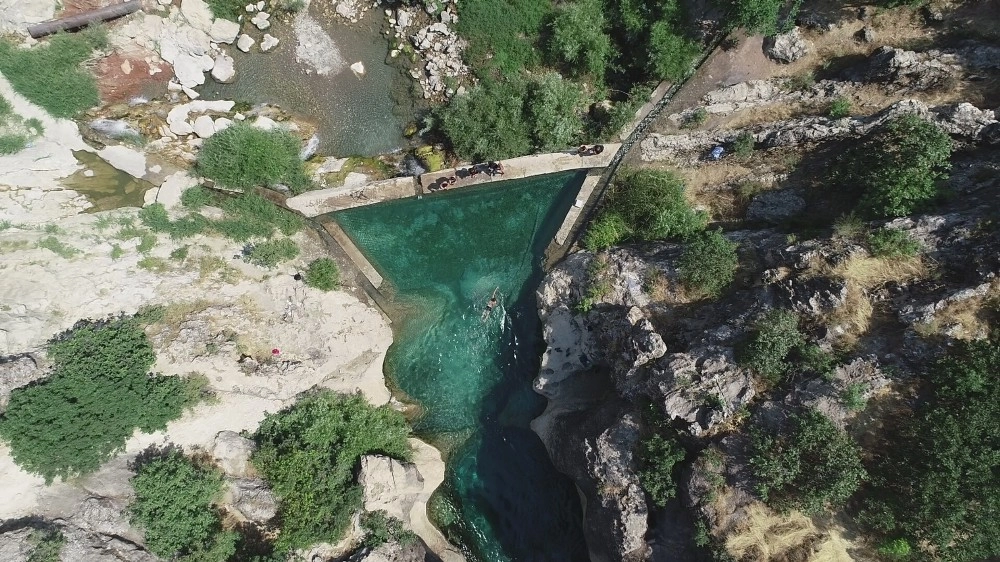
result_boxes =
[866,228,921,258]
[455,0,550,78]
[828,96,852,119]
[246,238,299,268]
[197,124,311,194]
[204,0,244,19]
[303,258,339,291]
[138,256,169,272]
[0,32,103,118]
[38,236,80,258]
[26,529,64,562]
[110,244,124,260]
[577,253,613,313]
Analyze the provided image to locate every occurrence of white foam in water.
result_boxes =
[293,12,346,75]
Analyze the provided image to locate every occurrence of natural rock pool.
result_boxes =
[335,172,589,561]
[200,6,416,157]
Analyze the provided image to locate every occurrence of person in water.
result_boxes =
[481,288,499,322]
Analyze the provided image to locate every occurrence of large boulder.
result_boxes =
[229,478,278,523]
[211,53,236,83]
[211,430,256,477]
[209,18,241,44]
[764,28,810,63]
[351,539,428,562]
[860,46,961,91]
[358,454,425,522]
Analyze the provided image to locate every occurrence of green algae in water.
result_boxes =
[335,172,589,561]
[62,150,154,212]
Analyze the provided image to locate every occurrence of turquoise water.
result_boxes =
[335,172,588,561]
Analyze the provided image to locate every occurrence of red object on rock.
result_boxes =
[272,348,280,355]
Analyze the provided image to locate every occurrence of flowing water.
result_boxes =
[335,172,589,561]
[200,6,416,157]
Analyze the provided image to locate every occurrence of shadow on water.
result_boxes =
[334,172,588,561]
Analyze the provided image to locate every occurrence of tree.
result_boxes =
[526,73,585,151]
[252,391,411,552]
[840,114,952,218]
[861,339,1000,560]
[638,433,687,507]
[679,229,739,297]
[600,169,707,243]
[129,448,230,558]
[438,79,532,161]
[750,409,867,513]
[547,0,613,78]
[647,21,700,82]
[0,317,203,482]
[741,309,805,385]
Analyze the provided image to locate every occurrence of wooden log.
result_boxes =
[27,0,143,39]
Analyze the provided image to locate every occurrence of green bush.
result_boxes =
[197,124,311,194]
[438,79,532,161]
[648,22,700,82]
[247,238,299,268]
[252,391,411,552]
[681,107,709,129]
[861,340,1000,560]
[0,133,27,154]
[678,229,739,297]
[526,73,586,152]
[0,316,204,482]
[728,0,786,35]
[37,236,80,258]
[455,0,550,77]
[216,192,303,241]
[877,538,912,558]
[839,114,952,218]
[583,213,629,251]
[139,203,210,239]
[304,258,340,291]
[0,33,103,118]
[731,132,754,160]
[26,529,64,562]
[360,511,418,548]
[750,409,867,513]
[841,383,867,411]
[741,309,805,385]
[828,96,852,119]
[180,186,215,209]
[638,433,686,507]
[547,0,613,78]
[866,228,921,258]
[129,449,228,558]
[601,169,707,242]
[204,0,244,19]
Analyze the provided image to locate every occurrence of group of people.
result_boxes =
[578,144,605,156]
[468,161,505,178]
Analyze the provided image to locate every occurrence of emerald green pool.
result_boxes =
[335,172,588,561]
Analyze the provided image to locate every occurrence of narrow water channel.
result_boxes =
[335,172,589,561]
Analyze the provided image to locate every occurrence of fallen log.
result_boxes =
[27,0,142,39]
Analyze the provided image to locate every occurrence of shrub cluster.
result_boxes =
[304,258,340,291]
[0,316,204,482]
[837,114,952,218]
[197,124,311,194]
[637,433,687,507]
[251,391,411,552]
[750,408,867,514]
[678,229,739,297]
[866,227,922,258]
[360,511,418,549]
[129,448,235,559]
[741,309,834,386]
[584,169,706,250]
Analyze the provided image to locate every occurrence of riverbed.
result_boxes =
[335,172,589,561]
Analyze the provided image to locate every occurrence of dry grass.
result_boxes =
[145,299,214,347]
[831,255,927,291]
[644,268,673,302]
[914,281,1000,339]
[724,503,851,562]
[721,101,818,130]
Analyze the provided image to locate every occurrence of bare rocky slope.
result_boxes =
[531,3,1000,560]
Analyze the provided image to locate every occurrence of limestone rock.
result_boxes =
[350,61,366,75]
[209,18,241,44]
[764,27,810,63]
[857,25,876,43]
[193,114,216,138]
[237,33,255,52]
[260,33,279,52]
[252,116,277,130]
[860,46,961,91]
[214,117,233,132]
[229,478,278,522]
[211,53,236,83]
[172,52,213,88]
[151,171,200,209]
[354,540,429,562]
[180,0,215,34]
[251,11,270,30]
[0,355,45,412]
[746,188,806,223]
[212,430,256,477]
[359,455,425,521]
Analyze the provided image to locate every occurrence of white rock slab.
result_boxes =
[211,53,236,82]
[237,34,255,52]
[193,115,216,138]
[209,18,241,44]
[260,34,279,52]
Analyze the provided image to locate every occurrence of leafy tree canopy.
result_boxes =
[679,229,739,297]
[638,433,687,507]
[0,316,203,482]
[727,0,785,35]
[129,448,231,559]
[751,409,867,514]
[251,391,411,552]
[599,169,707,244]
[547,0,614,78]
[861,339,1000,561]
[839,114,952,218]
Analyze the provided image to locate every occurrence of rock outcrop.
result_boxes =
[764,27,811,63]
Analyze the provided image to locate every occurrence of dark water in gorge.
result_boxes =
[200,6,416,157]
[335,172,589,561]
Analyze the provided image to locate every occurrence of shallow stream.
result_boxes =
[335,172,589,561]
